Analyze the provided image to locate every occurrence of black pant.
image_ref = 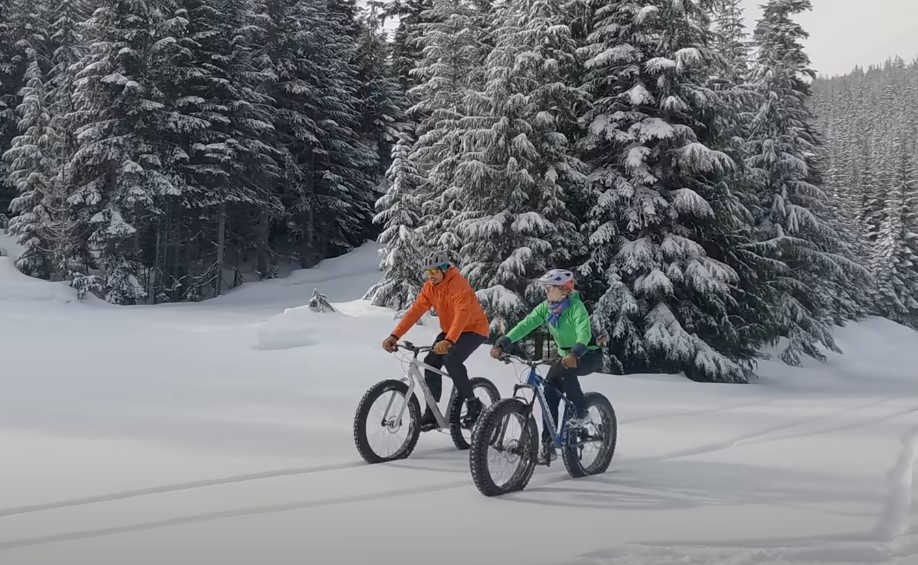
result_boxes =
[423,331,486,405]
[543,349,603,440]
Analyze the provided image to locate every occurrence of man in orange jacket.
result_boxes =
[382,251,490,431]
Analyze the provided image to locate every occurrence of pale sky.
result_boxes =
[742,0,918,77]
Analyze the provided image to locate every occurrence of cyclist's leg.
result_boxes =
[443,332,487,426]
[564,349,604,423]
[442,332,486,400]
[543,361,569,441]
[423,332,447,402]
[416,333,446,430]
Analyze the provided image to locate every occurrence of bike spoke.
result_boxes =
[366,390,412,459]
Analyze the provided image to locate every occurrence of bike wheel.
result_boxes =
[449,377,501,450]
[353,379,421,464]
[561,391,617,478]
[468,398,538,497]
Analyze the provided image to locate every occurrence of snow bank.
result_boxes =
[758,316,918,394]
[0,257,82,303]
[0,229,87,304]
[0,227,24,260]
[217,241,385,309]
[253,295,401,351]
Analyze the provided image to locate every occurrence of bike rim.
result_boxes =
[572,404,612,471]
[484,410,532,488]
[364,388,414,458]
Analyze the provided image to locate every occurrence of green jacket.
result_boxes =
[503,292,598,357]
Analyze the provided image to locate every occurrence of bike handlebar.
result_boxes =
[497,353,555,368]
[397,341,432,355]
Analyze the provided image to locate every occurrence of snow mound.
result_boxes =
[217,241,384,308]
[0,257,81,303]
[253,298,394,351]
[255,305,341,350]
[758,316,918,394]
[0,228,24,260]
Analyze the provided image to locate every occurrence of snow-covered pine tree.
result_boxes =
[408,0,493,256]
[874,129,918,328]
[0,0,27,217]
[255,0,378,268]
[355,2,408,187]
[579,0,760,382]
[710,0,749,80]
[453,0,587,331]
[384,0,434,92]
[746,0,870,364]
[45,0,89,281]
[250,0,325,268]
[365,131,425,310]
[309,0,379,257]
[162,0,284,301]
[4,53,54,278]
[66,0,188,303]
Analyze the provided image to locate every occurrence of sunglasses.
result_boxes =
[425,268,442,276]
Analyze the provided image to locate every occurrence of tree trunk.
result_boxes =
[215,202,226,296]
[256,210,269,279]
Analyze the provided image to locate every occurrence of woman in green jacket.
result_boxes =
[489,268,602,463]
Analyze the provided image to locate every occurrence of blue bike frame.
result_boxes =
[517,365,573,448]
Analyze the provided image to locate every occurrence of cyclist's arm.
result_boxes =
[500,302,548,346]
[570,301,592,358]
[391,288,432,338]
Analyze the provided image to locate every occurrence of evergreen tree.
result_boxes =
[384,0,434,92]
[364,131,425,310]
[66,0,188,303]
[874,131,918,328]
[355,2,407,187]
[46,0,90,281]
[257,0,378,267]
[164,0,284,300]
[454,0,587,330]
[0,0,27,216]
[409,0,492,255]
[4,55,54,278]
[310,0,379,256]
[746,0,869,365]
[580,0,759,382]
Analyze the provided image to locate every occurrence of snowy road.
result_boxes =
[1,240,917,564]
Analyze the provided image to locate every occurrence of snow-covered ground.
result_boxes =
[1,228,917,565]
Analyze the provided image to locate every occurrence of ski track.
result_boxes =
[0,478,472,552]
[0,447,458,519]
[559,407,918,565]
[624,396,781,424]
[745,403,918,446]
[625,396,902,466]
[873,423,918,542]
[3,396,915,561]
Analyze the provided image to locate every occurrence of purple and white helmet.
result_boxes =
[537,268,575,289]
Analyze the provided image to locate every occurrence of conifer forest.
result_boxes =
[2,0,917,383]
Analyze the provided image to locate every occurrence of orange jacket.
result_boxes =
[391,267,490,343]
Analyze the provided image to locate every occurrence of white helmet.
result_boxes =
[538,268,575,288]
[422,251,451,271]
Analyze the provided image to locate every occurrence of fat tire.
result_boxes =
[468,398,538,497]
[561,391,617,478]
[353,379,421,464]
[449,377,501,450]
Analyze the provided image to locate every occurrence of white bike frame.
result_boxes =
[391,343,462,430]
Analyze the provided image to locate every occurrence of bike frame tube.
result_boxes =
[526,366,570,448]
[398,357,459,430]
